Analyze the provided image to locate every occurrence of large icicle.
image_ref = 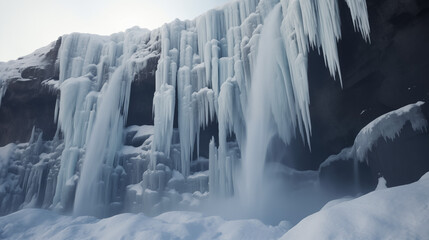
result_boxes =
[53,75,95,210]
[344,0,371,41]
[74,65,132,216]
[151,83,175,160]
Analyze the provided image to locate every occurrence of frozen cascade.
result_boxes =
[0,0,371,217]
[151,0,370,198]
[239,4,284,205]
[73,65,131,216]
[238,0,370,213]
[51,28,160,214]
[151,0,265,183]
[52,76,94,210]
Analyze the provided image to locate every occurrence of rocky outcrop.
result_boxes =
[282,0,429,172]
[0,38,61,146]
[319,102,429,196]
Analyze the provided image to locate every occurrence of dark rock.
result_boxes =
[0,38,61,146]
[319,101,429,196]
[0,80,57,146]
[319,159,375,197]
[366,122,429,187]
[126,53,159,127]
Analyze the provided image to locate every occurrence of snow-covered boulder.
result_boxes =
[320,102,429,196]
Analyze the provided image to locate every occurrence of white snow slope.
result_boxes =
[0,209,289,240]
[1,172,429,240]
[281,172,429,240]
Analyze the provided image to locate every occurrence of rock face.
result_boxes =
[282,0,429,172]
[0,38,61,146]
[126,55,159,127]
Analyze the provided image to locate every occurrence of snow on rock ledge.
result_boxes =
[320,102,429,194]
[0,40,60,107]
[321,101,428,167]
[354,101,427,162]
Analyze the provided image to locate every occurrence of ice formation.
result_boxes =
[0,129,64,215]
[151,0,370,199]
[51,29,161,214]
[0,0,371,217]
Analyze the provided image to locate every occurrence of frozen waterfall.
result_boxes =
[51,28,159,215]
[238,0,370,214]
[9,0,370,218]
[239,4,283,208]
[151,0,370,199]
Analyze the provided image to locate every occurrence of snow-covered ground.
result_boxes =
[281,172,429,240]
[0,209,289,240]
[1,172,428,240]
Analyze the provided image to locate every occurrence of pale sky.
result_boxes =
[0,0,231,62]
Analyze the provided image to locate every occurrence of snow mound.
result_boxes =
[281,172,429,240]
[0,209,289,240]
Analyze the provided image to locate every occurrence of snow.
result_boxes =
[375,177,387,191]
[133,125,155,141]
[0,144,15,169]
[354,101,427,161]
[127,183,143,196]
[2,172,429,239]
[119,145,145,157]
[280,172,429,240]
[0,209,289,240]
[0,41,56,81]
[0,41,57,107]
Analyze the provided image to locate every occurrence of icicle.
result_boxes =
[148,0,371,198]
[74,65,132,217]
[151,83,175,159]
[344,0,371,42]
